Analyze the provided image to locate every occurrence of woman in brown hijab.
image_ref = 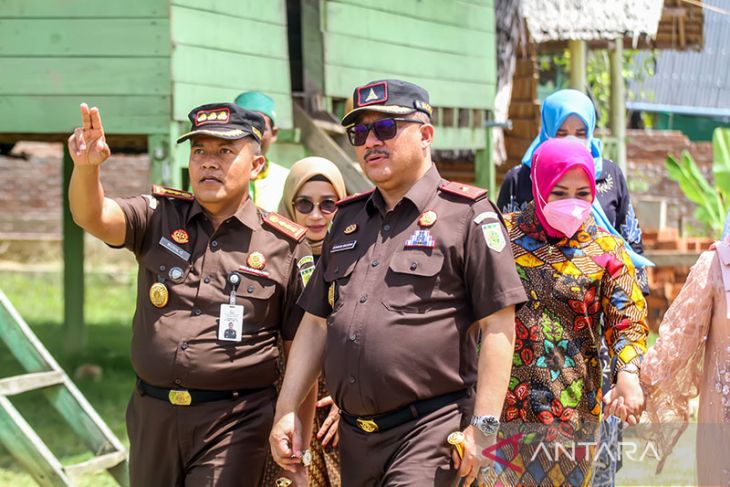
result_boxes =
[262,156,347,487]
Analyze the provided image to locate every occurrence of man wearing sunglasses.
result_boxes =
[67,102,315,486]
[271,79,527,486]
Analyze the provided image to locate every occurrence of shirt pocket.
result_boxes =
[137,247,193,313]
[235,275,277,333]
[382,248,445,314]
[323,253,358,312]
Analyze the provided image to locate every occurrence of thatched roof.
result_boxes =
[520,0,664,44]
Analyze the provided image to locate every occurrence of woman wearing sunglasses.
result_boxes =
[269,156,347,487]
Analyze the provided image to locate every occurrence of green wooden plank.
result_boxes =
[63,147,85,356]
[326,2,495,56]
[324,65,496,109]
[0,396,72,487]
[171,46,290,94]
[0,58,170,95]
[0,19,169,56]
[0,95,170,134]
[0,296,52,374]
[324,32,496,85]
[0,0,168,18]
[327,0,493,32]
[170,6,288,59]
[433,127,487,150]
[171,0,285,25]
[173,82,293,129]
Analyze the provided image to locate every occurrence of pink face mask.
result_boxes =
[540,198,592,238]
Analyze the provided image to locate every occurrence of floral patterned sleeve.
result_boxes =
[595,235,649,376]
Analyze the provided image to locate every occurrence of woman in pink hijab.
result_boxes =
[488,138,648,486]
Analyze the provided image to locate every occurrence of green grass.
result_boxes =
[0,270,136,486]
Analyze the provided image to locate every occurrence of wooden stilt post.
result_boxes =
[610,38,627,172]
[62,146,85,355]
[569,40,587,91]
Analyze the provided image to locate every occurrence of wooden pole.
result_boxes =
[569,40,587,91]
[62,146,85,355]
[609,38,627,172]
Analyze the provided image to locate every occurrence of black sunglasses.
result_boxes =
[346,117,425,146]
[293,198,338,215]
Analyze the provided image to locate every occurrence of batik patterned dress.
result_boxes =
[489,203,648,487]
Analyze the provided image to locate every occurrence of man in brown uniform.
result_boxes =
[270,80,527,486]
[67,102,314,486]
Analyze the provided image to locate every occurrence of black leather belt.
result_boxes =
[137,379,268,406]
[340,389,469,433]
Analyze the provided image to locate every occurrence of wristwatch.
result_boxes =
[470,415,500,436]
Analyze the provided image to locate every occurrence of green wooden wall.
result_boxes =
[170,0,293,130]
[0,0,171,135]
[320,0,496,150]
[0,0,293,135]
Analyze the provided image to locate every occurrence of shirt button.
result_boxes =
[211,240,218,248]
[181,341,189,350]
[174,378,182,385]
[159,265,166,272]
[349,376,356,384]
[247,285,255,293]
[350,333,357,341]
[383,224,391,232]
[410,262,418,270]
[359,295,368,303]
[203,277,211,284]
[193,308,202,316]
[371,260,379,267]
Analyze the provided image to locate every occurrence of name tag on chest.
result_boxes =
[331,241,357,253]
[159,236,191,262]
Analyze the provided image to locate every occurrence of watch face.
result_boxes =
[473,416,500,435]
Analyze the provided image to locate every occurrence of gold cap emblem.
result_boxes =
[149,282,169,308]
[418,210,438,228]
[344,224,358,234]
[246,252,266,270]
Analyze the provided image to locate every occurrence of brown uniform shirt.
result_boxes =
[299,166,527,416]
[114,191,310,391]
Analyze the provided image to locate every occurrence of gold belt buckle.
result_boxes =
[356,417,379,433]
[168,389,192,406]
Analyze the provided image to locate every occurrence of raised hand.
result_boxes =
[67,103,111,166]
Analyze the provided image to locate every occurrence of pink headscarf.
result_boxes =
[531,138,597,238]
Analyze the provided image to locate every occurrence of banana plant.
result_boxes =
[665,128,730,238]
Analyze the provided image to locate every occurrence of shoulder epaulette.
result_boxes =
[336,188,375,207]
[263,212,307,242]
[152,185,194,201]
[439,181,488,201]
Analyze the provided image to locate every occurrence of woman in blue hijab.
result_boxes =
[497,89,651,284]
[496,89,650,487]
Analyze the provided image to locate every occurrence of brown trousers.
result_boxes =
[126,386,275,486]
[338,395,474,487]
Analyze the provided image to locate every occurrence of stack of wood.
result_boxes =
[642,227,714,332]
[499,40,540,182]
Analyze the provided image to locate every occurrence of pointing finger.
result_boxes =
[80,103,91,130]
[90,106,103,133]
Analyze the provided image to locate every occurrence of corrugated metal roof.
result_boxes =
[629,0,730,112]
